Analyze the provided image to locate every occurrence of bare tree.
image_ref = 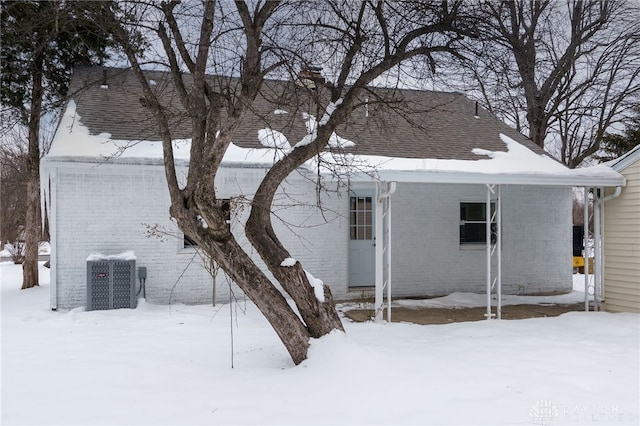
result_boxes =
[437,0,640,167]
[107,0,473,364]
[0,129,28,248]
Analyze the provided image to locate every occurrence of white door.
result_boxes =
[348,195,375,287]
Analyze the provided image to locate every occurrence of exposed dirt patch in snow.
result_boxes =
[343,302,588,324]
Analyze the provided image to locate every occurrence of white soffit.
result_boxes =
[356,168,626,187]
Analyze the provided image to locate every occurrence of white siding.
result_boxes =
[604,159,640,313]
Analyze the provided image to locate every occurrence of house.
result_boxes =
[603,145,640,313]
[42,66,625,316]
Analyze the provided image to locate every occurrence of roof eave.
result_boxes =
[609,145,640,172]
[359,169,626,187]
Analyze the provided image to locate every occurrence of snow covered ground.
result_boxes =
[1,262,638,425]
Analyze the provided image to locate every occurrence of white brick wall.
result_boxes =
[45,159,572,310]
[389,183,572,297]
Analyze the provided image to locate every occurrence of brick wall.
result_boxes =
[390,183,572,297]
[46,159,572,310]
[47,161,348,309]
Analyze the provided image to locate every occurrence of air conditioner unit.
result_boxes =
[87,257,137,310]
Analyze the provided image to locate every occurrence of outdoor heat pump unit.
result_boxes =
[87,256,137,311]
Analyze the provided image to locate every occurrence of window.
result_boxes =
[183,199,231,248]
[350,196,373,240]
[459,202,496,244]
[183,234,198,248]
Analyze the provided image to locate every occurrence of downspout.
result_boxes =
[593,186,622,311]
[595,186,622,205]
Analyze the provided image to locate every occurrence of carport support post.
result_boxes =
[375,183,384,322]
[593,189,601,311]
[486,184,493,320]
[484,184,502,320]
[375,181,396,322]
[584,187,589,311]
[496,185,502,320]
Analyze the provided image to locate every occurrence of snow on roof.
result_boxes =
[46,100,624,187]
[349,134,625,186]
[606,144,640,172]
[48,101,292,166]
[258,128,291,150]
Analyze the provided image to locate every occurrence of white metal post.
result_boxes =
[497,185,502,320]
[385,194,392,322]
[374,184,384,322]
[485,184,492,320]
[593,190,601,311]
[584,187,589,312]
[598,197,606,307]
[374,181,396,322]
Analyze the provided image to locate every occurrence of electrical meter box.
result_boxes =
[87,259,136,310]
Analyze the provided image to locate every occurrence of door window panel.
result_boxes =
[350,196,373,240]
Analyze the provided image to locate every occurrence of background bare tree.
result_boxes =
[108,0,475,364]
[437,0,640,167]
[0,129,28,250]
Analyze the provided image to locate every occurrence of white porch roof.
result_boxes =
[365,166,625,187]
[369,160,625,323]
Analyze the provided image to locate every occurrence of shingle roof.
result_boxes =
[65,66,548,161]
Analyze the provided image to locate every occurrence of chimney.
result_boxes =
[296,66,325,89]
[100,68,108,89]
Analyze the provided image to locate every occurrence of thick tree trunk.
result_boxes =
[247,222,344,338]
[246,127,345,340]
[181,216,313,364]
[117,0,340,364]
[22,55,44,290]
[529,117,547,149]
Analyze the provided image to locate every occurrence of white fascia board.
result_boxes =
[41,155,626,187]
[41,155,274,170]
[609,145,640,172]
[355,169,626,187]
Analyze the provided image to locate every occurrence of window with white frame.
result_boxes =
[459,202,496,244]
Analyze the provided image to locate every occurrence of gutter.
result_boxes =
[595,186,622,205]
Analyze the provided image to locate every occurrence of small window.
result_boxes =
[183,199,231,248]
[349,196,373,240]
[460,202,496,244]
[218,199,231,228]
[183,234,198,248]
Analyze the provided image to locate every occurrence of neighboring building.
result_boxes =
[604,145,640,313]
[42,67,624,311]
